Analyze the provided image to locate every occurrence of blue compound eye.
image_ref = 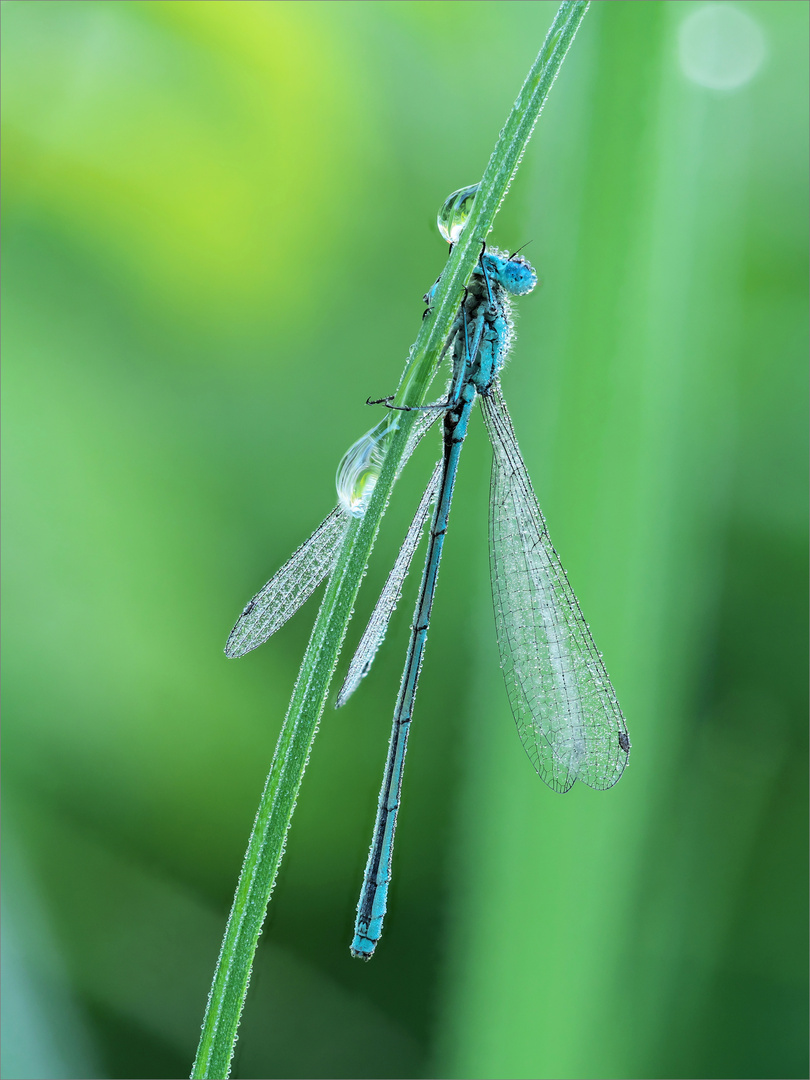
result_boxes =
[502,257,537,296]
[471,249,537,296]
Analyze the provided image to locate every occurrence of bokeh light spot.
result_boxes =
[678,4,766,90]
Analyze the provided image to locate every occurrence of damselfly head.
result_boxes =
[477,248,538,297]
[502,253,538,296]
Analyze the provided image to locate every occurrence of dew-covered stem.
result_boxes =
[192,4,590,1076]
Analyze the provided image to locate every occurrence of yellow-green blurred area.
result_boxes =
[2,1,807,1077]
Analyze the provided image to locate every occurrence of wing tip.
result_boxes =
[224,629,248,659]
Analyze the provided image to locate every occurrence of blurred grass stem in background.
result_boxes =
[192,3,590,1076]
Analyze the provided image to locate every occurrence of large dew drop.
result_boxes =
[437,183,480,244]
[336,418,396,518]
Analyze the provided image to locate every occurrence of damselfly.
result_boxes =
[225,187,630,959]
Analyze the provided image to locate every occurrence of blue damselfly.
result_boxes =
[225,186,630,959]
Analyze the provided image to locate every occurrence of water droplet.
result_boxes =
[336,417,397,518]
[437,183,480,244]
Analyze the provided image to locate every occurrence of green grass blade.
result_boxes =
[398,0,590,411]
[191,3,589,1076]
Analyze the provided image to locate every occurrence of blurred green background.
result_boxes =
[2,2,807,1078]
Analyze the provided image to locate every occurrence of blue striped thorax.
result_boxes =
[454,247,537,393]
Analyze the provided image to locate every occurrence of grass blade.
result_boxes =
[192,4,590,1076]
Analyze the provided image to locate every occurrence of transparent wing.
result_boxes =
[336,460,442,707]
[226,409,440,659]
[225,508,349,658]
[481,384,630,793]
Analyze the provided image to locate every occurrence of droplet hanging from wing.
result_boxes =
[226,410,439,659]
